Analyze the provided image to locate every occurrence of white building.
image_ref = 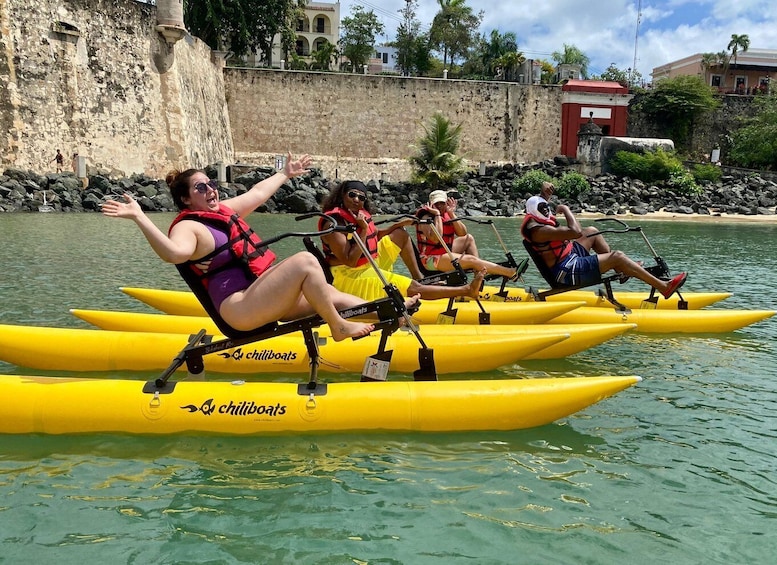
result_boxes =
[372,45,399,74]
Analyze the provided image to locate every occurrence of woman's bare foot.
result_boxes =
[397,294,422,328]
[466,269,487,299]
[330,319,375,342]
[404,293,421,311]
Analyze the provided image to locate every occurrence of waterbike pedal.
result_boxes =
[359,319,400,337]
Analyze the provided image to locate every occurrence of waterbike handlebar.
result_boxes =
[374,214,422,226]
[246,212,338,249]
[587,217,644,236]
[377,214,465,227]
[457,216,494,226]
[588,217,660,259]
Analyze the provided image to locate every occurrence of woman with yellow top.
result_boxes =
[319,180,484,302]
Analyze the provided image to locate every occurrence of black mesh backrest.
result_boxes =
[522,239,563,288]
[303,237,334,284]
[175,263,275,339]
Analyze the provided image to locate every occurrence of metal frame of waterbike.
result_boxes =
[146,213,437,397]
[457,216,530,297]
[377,214,497,324]
[524,217,687,312]
[328,216,442,378]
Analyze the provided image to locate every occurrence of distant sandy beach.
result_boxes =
[574,210,776,224]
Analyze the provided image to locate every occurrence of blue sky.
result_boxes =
[336,0,775,80]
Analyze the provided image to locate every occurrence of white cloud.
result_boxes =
[338,0,775,79]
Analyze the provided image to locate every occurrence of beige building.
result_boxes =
[245,1,341,68]
[652,48,777,94]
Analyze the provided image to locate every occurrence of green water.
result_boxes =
[1,213,776,564]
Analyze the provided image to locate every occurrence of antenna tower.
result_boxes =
[632,0,642,84]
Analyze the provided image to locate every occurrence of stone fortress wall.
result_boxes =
[0,0,232,178]
[224,68,563,180]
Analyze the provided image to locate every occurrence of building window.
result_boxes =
[735,76,746,93]
[382,52,388,64]
[316,17,325,33]
[296,18,304,32]
[711,75,722,87]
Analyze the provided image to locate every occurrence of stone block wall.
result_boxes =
[0,0,232,177]
[225,68,562,177]
[627,94,760,161]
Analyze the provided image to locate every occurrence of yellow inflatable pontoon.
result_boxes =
[0,374,642,436]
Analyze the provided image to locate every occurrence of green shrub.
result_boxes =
[608,151,646,179]
[556,172,590,200]
[609,148,702,194]
[512,169,552,195]
[691,163,722,183]
[728,94,777,170]
[668,170,701,195]
[609,148,685,183]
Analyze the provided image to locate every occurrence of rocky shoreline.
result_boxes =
[2,161,775,219]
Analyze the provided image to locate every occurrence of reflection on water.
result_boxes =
[0,214,776,563]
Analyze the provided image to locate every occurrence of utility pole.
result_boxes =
[632,0,642,87]
[400,0,414,76]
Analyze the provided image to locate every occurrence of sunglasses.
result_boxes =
[193,179,219,194]
[347,191,366,202]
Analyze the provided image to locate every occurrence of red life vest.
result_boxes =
[169,204,276,285]
[415,209,455,256]
[319,206,378,267]
[520,213,573,260]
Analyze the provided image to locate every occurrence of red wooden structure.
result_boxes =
[560,80,631,157]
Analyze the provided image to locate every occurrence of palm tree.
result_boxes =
[716,50,731,88]
[429,0,482,71]
[311,40,337,71]
[481,30,517,75]
[551,43,590,79]
[495,51,526,82]
[409,113,468,189]
[727,33,750,68]
[700,52,717,84]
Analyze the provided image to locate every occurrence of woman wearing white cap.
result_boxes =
[416,190,521,281]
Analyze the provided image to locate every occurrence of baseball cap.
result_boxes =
[429,190,447,205]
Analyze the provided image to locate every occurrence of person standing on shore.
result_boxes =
[51,149,64,173]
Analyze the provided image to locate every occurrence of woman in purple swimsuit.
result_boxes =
[101,153,383,342]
